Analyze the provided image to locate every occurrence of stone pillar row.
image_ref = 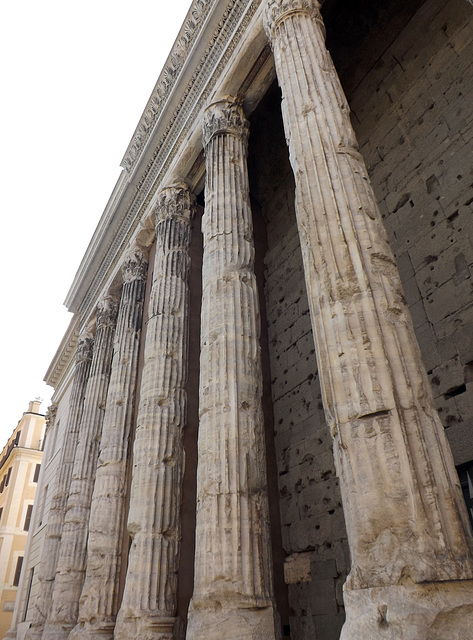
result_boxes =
[20,3,473,638]
[25,332,94,640]
[114,184,195,640]
[263,0,473,637]
[43,295,119,640]
[25,101,279,640]
[70,250,148,640]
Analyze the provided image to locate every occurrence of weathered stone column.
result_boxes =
[186,98,279,640]
[264,1,473,637]
[68,249,148,640]
[114,184,195,640]
[24,333,94,640]
[43,295,119,640]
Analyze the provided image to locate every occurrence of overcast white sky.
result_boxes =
[0,0,192,444]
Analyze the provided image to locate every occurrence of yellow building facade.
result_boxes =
[0,402,45,639]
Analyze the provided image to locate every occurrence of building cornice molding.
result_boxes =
[44,315,80,390]
[64,0,265,321]
[121,0,217,174]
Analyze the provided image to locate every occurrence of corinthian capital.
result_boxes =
[263,0,322,38]
[202,96,249,149]
[76,332,94,364]
[154,182,196,225]
[122,248,149,284]
[45,403,58,427]
[96,295,119,329]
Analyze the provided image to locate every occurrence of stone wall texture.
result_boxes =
[342,0,473,465]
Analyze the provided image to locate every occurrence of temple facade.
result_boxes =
[9,0,473,638]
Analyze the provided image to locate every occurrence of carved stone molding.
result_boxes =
[45,404,58,428]
[73,0,260,330]
[122,248,149,284]
[264,0,322,37]
[122,0,215,172]
[154,182,196,224]
[202,97,250,149]
[75,332,94,364]
[96,295,120,329]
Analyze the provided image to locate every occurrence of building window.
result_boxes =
[0,507,3,523]
[33,464,41,483]
[0,477,4,493]
[38,485,48,528]
[5,467,12,487]
[13,556,23,587]
[457,461,473,531]
[23,504,34,531]
[23,567,35,621]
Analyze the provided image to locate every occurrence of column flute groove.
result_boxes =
[186,97,279,640]
[114,183,195,640]
[68,249,148,640]
[24,333,94,640]
[43,295,119,640]
[264,0,473,637]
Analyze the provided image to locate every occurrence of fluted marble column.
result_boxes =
[43,295,119,640]
[264,1,473,637]
[114,184,195,640]
[186,98,279,640]
[68,250,148,640]
[24,333,94,640]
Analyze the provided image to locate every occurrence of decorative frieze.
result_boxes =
[264,0,473,636]
[42,296,119,640]
[114,184,195,640]
[186,97,278,640]
[24,333,94,640]
[69,250,148,640]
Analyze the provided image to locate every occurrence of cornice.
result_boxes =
[121,0,217,173]
[65,0,266,322]
[44,315,80,389]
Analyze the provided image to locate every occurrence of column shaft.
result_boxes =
[264,0,473,636]
[68,250,148,640]
[24,334,94,640]
[43,296,119,640]
[186,98,278,640]
[114,184,194,640]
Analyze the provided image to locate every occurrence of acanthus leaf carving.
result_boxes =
[75,332,94,364]
[202,96,249,149]
[96,295,120,329]
[122,248,149,284]
[264,0,322,38]
[154,183,196,225]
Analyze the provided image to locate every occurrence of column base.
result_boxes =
[114,614,176,640]
[186,600,280,640]
[41,624,73,640]
[68,620,115,640]
[24,625,45,640]
[341,579,473,639]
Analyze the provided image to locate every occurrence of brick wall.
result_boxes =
[344,0,473,465]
